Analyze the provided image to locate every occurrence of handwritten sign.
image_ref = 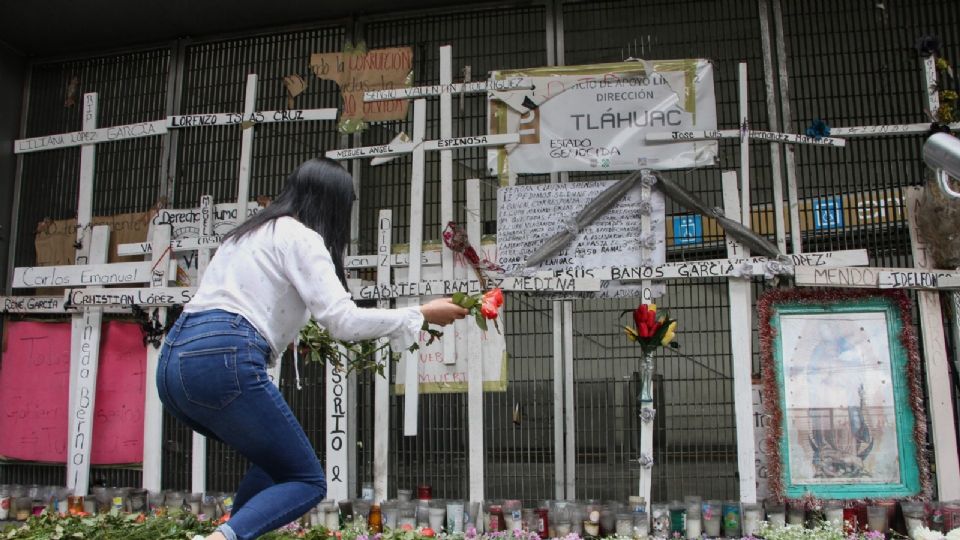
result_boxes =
[392,262,507,394]
[166,108,336,128]
[0,321,146,464]
[488,59,717,174]
[35,212,151,267]
[310,47,413,132]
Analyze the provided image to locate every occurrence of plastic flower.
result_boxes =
[623,302,678,355]
[453,288,505,333]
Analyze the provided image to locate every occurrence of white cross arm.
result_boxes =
[65,287,196,307]
[11,259,179,289]
[363,78,532,101]
[117,235,225,256]
[646,129,846,147]
[536,249,868,281]
[795,266,960,289]
[326,134,519,161]
[119,237,444,270]
[350,276,603,300]
[14,120,168,154]
[830,122,960,137]
[0,295,130,314]
[167,108,337,128]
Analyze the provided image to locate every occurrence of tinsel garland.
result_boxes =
[757,287,931,504]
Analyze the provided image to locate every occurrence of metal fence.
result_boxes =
[2,0,958,504]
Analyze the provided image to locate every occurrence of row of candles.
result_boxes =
[0,484,233,521]
[2,483,958,540]
[314,491,958,540]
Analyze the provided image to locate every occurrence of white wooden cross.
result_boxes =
[325,46,521,454]
[8,93,169,496]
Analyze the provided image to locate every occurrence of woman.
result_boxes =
[157,158,469,540]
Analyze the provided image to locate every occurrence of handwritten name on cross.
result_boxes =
[325,46,519,444]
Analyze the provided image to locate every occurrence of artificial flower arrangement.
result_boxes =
[623,303,678,355]
[297,288,505,376]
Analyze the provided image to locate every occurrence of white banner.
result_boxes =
[488,59,717,174]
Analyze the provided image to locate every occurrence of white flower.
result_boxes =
[944,526,960,540]
[913,525,947,540]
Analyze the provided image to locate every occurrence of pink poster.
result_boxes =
[0,320,146,464]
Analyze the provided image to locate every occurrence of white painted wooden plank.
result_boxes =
[66,287,195,306]
[14,120,167,154]
[362,78,530,101]
[535,250,869,282]
[466,178,485,502]
[326,142,417,161]
[325,134,518,161]
[350,276,604,299]
[0,295,124,313]
[66,225,109,497]
[235,74,257,242]
[645,129,846,147]
[552,301,565,500]
[759,0,787,254]
[906,187,960,498]
[422,134,519,151]
[142,225,171,493]
[440,46,457,367]
[562,300,576,499]
[166,108,336,129]
[12,259,179,289]
[739,64,751,230]
[345,251,442,269]
[192,194,215,495]
[403,99,427,436]
[722,171,757,503]
[637,176,654,504]
[374,211,392,503]
[326,349,349,502]
[75,94,98,265]
[831,123,960,137]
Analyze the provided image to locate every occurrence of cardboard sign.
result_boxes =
[0,321,147,464]
[310,46,413,132]
[34,212,151,266]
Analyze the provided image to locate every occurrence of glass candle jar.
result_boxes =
[702,500,722,537]
[447,500,465,533]
[669,502,687,535]
[742,503,762,537]
[397,489,413,502]
[324,502,341,531]
[766,503,786,528]
[901,501,926,537]
[787,503,805,526]
[651,504,671,539]
[617,512,636,537]
[429,506,446,532]
[867,505,890,534]
[824,501,844,527]
[634,510,650,539]
[722,501,741,538]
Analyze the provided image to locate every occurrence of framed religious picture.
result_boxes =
[758,288,930,500]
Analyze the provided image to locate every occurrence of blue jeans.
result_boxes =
[157,309,326,540]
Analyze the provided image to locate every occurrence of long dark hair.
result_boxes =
[223,157,354,286]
